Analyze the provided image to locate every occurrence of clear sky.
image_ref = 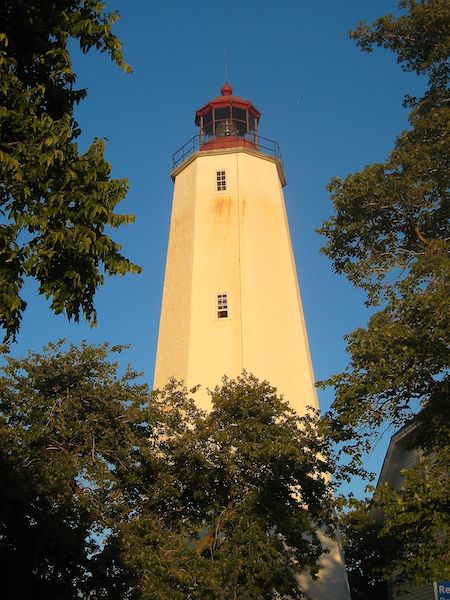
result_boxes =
[13,0,425,496]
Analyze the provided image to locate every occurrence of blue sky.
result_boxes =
[13,0,425,496]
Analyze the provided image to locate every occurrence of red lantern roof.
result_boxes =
[172,83,283,180]
[194,83,261,126]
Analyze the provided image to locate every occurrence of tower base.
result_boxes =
[298,531,351,599]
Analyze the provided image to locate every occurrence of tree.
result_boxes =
[374,450,450,587]
[0,342,337,599]
[0,1,140,342]
[0,340,154,598]
[318,0,449,585]
[339,501,394,600]
[130,374,337,600]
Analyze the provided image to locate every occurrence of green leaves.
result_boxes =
[0,345,338,599]
[319,1,449,309]
[340,451,450,596]
[350,0,450,90]
[0,2,140,341]
[318,2,450,483]
[374,450,450,587]
[319,104,449,305]
[0,341,152,599]
[157,373,336,599]
[339,501,393,600]
[319,0,449,454]
[318,2,449,590]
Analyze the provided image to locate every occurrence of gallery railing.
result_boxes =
[172,133,283,169]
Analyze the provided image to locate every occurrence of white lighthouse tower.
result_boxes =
[154,83,318,415]
[154,83,350,599]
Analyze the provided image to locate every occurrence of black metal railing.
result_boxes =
[172,133,283,169]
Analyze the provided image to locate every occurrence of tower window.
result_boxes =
[216,170,227,191]
[217,293,228,318]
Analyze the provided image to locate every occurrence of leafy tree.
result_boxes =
[339,501,394,600]
[0,1,140,342]
[374,450,450,587]
[318,0,449,586]
[0,340,153,598]
[130,374,337,600]
[0,342,337,599]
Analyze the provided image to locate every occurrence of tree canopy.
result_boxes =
[338,500,393,600]
[0,341,337,599]
[374,450,450,586]
[0,1,140,342]
[318,0,449,587]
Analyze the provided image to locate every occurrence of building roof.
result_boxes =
[194,82,261,125]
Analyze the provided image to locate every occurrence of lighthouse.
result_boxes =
[153,84,350,599]
[154,83,319,415]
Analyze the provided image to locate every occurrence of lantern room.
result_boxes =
[171,84,282,172]
[195,82,261,150]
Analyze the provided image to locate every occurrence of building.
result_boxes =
[376,424,447,600]
[154,83,350,599]
[377,424,422,499]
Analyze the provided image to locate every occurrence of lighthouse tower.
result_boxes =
[153,84,350,599]
[154,83,318,415]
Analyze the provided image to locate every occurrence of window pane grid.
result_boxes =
[216,170,226,191]
[217,293,228,318]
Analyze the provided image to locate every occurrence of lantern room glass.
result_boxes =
[200,107,258,140]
